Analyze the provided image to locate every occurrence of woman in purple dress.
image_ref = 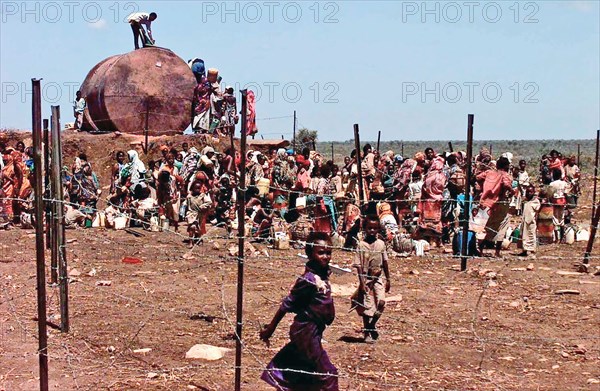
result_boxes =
[259,232,339,391]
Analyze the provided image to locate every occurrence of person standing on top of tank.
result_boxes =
[127,12,157,49]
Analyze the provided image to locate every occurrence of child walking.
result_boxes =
[186,174,212,247]
[353,215,391,343]
[259,232,339,391]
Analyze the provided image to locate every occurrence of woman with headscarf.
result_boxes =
[417,156,448,243]
[77,163,100,210]
[245,151,265,187]
[246,90,258,136]
[220,86,239,136]
[271,148,293,213]
[180,147,201,185]
[186,172,213,246]
[120,150,147,190]
[293,155,311,192]
[201,146,219,176]
[313,165,337,235]
[476,157,514,257]
[393,153,425,223]
[192,75,215,134]
[1,148,23,223]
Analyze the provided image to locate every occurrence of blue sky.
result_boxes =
[1,1,599,141]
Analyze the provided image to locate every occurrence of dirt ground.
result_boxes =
[2,214,600,390]
[1,131,599,390]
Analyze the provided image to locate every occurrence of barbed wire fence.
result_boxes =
[2,188,599,389]
[2,91,600,390]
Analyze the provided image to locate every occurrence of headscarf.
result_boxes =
[295,155,310,169]
[201,146,215,156]
[251,151,262,165]
[423,157,447,200]
[276,148,287,160]
[192,171,210,192]
[121,150,146,185]
[180,147,200,182]
[478,147,491,161]
[501,152,513,164]
[377,202,393,219]
[200,155,213,167]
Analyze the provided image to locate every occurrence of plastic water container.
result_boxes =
[114,215,128,230]
[564,227,575,245]
[160,216,170,232]
[149,216,160,232]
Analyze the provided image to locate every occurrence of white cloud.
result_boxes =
[88,19,107,29]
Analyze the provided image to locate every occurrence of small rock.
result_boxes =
[330,284,356,297]
[410,269,419,275]
[554,289,580,295]
[577,264,591,273]
[68,268,81,277]
[499,356,516,361]
[133,348,152,354]
[509,301,521,308]
[392,335,414,342]
[594,266,600,276]
[561,351,570,358]
[587,378,600,384]
[107,346,116,353]
[95,280,112,286]
[526,263,534,271]
[511,267,526,271]
[573,345,587,355]
[488,280,498,287]
[552,365,560,369]
[87,268,97,277]
[147,372,159,379]
[386,294,403,303]
[66,238,77,244]
[212,242,220,250]
[185,344,231,361]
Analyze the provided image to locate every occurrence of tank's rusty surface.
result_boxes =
[80,47,196,135]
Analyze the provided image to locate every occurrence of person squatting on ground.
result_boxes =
[352,215,391,344]
[259,232,339,391]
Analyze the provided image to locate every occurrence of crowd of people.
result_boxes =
[188,59,257,137]
[0,135,586,258]
[0,133,591,390]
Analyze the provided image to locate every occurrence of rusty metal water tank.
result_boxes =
[80,47,196,136]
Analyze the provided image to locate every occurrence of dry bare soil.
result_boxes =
[1,131,599,390]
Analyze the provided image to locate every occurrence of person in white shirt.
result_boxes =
[73,90,86,130]
[127,12,157,49]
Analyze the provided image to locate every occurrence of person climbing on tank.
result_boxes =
[127,12,157,49]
